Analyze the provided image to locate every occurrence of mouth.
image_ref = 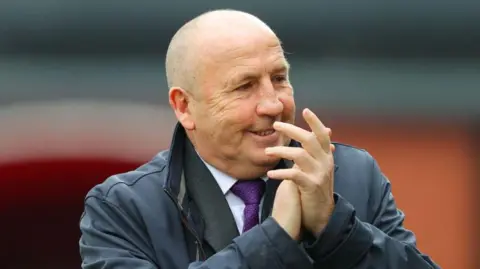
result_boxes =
[250,129,275,136]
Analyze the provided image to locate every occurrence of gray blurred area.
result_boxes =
[1,0,479,118]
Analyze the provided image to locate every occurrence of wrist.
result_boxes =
[312,204,335,235]
[272,216,301,241]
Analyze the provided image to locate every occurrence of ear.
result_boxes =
[168,87,195,130]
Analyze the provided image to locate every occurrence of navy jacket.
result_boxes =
[79,124,440,269]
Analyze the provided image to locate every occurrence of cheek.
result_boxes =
[208,99,251,130]
[279,93,296,117]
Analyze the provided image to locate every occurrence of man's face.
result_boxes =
[189,32,296,178]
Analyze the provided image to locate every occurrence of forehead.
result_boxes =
[200,34,288,82]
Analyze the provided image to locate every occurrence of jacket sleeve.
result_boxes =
[302,154,441,269]
[80,196,313,269]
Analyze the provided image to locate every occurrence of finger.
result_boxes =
[272,122,323,158]
[265,146,316,172]
[267,168,313,189]
[330,144,335,152]
[273,121,311,144]
[302,108,331,152]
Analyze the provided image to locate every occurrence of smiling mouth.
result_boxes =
[251,129,275,136]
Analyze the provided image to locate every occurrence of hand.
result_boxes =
[271,180,302,241]
[266,108,335,234]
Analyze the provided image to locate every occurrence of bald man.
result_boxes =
[79,10,440,269]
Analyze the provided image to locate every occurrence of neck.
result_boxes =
[187,135,278,180]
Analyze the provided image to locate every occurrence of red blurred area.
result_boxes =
[325,118,477,269]
[0,158,139,208]
[1,158,140,268]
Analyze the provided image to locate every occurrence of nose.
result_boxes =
[256,82,284,117]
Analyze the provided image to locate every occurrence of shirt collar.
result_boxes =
[197,153,268,195]
[202,160,237,195]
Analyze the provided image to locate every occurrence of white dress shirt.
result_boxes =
[200,158,267,234]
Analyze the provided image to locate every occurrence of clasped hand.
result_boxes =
[267,108,335,239]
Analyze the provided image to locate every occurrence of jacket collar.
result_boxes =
[163,123,188,207]
[182,138,239,252]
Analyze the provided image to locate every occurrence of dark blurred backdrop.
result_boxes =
[0,1,479,269]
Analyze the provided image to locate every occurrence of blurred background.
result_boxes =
[0,1,479,268]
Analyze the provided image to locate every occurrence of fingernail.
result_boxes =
[304,108,312,115]
[265,148,272,154]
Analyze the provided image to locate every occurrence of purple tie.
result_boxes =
[230,179,266,233]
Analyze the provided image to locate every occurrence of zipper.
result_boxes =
[164,188,206,260]
[195,241,200,261]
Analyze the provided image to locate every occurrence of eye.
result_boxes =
[272,75,287,83]
[236,82,253,91]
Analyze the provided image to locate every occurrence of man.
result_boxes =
[79,9,440,269]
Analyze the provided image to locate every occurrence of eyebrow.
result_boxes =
[228,61,291,87]
[271,62,290,74]
[280,59,291,70]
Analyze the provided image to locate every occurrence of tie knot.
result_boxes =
[230,179,266,205]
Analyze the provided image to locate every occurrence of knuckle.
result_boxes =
[292,169,301,178]
[296,148,308,159]
[312,179,323,188]
[307,133,318,144]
